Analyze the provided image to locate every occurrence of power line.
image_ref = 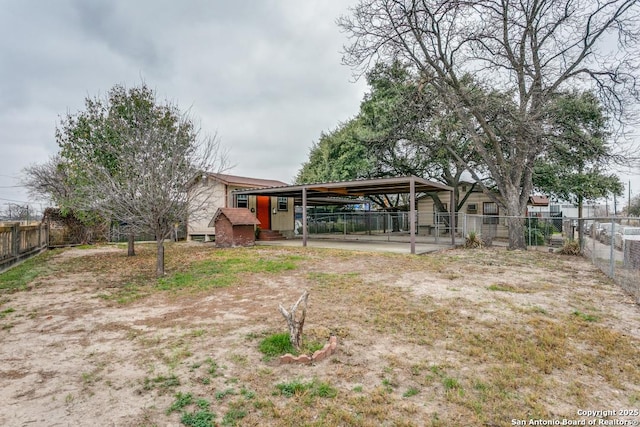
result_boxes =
[0,196,33,204]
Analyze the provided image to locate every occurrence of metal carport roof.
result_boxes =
[232,176,455,254]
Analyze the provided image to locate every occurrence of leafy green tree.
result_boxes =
[534,91,624,246]
[359,63,485,215]
[534,91,624,206]
[295,118,372,184]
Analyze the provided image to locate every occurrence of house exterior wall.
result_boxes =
[187,178,294,241]
[214,216,256,248]
[417,190,509,239]
[270,196,294,236]
[528,205,551,215]
[187,180,227,241]
[417,191,497,227]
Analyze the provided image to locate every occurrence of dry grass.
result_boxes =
[0,243,639,426]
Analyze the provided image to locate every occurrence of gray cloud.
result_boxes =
[0,0,368,210]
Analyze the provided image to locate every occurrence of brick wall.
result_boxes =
[214,217,256,248]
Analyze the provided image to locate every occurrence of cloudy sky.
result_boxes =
[0,0,368,212]
[1,1,638,215]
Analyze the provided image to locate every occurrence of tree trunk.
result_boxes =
[505,197,527,250]
[127,233,135,256]
[156,239,165,277]
[391,212,400,232]
[278,290,309,350]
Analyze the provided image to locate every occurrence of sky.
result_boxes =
[1,1,638,216]
[0,0,368,214]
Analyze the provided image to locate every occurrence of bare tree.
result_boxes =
[339,0,640,249]
[82,109,226,277]
[23,155,74,206]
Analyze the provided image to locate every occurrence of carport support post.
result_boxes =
[410,178,416,254]
[302,187,308,247]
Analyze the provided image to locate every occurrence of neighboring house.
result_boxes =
[417,182,502,231]
[527,195,550,216]
[549,202,599,218]
[187,173,294,241]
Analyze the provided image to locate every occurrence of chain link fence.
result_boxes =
[304,210,639,302]
[306,212,410,235]
[582,217,640,303]
[460,213,640,303]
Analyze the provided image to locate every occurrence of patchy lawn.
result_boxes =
[0,242,638,426]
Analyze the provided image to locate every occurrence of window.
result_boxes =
[466,203,477,214]
[236,194,248,208]
[483,202,499,224]
[277,197,288,211]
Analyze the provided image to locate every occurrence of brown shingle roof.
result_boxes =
[529,195,549,206]
[209,208,261,227]
[207,173,287,188]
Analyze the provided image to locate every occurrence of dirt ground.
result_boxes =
[0,244,639,427]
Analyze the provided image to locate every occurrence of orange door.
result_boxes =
[256,196,271,230]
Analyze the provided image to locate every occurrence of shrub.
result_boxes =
[558,239,580,255]
[464,231,483,249]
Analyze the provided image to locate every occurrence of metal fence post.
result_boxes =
[462,213,467,239]
[609,221,615,278]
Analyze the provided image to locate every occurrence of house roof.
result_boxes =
[209,208,261,227]
[232,176,453,201]
[206,173,287,189]
[529,195,549,206]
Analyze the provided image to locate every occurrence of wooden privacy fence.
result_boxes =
[0,223,49,273]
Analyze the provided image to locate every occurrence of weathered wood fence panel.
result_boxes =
[0,223,48,273]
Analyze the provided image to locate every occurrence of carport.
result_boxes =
[232,176,455,254]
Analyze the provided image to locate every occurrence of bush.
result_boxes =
[558,239,580,255]
[464,231,483,249]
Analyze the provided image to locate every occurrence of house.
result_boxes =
[187,173,294,242]
[417,182,502,232]
[209,208,261,248]
[417,183,563,239]
[527,195,550,216]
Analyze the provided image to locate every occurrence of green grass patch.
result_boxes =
[403,387,420,398]
[572,310,598,322]
[143,374,180,394]
[257,332,324,360]
[258,333,296,358]
[166,393,217,426]
[157,253,300,291]
[487,283,526,293]
[275,378,338,398]
[222,407,247,426]
[167,392,194,414]
[215,388,236,400]
[0,307,15,318]
[0,250,56,293]
[181,408,216,427]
